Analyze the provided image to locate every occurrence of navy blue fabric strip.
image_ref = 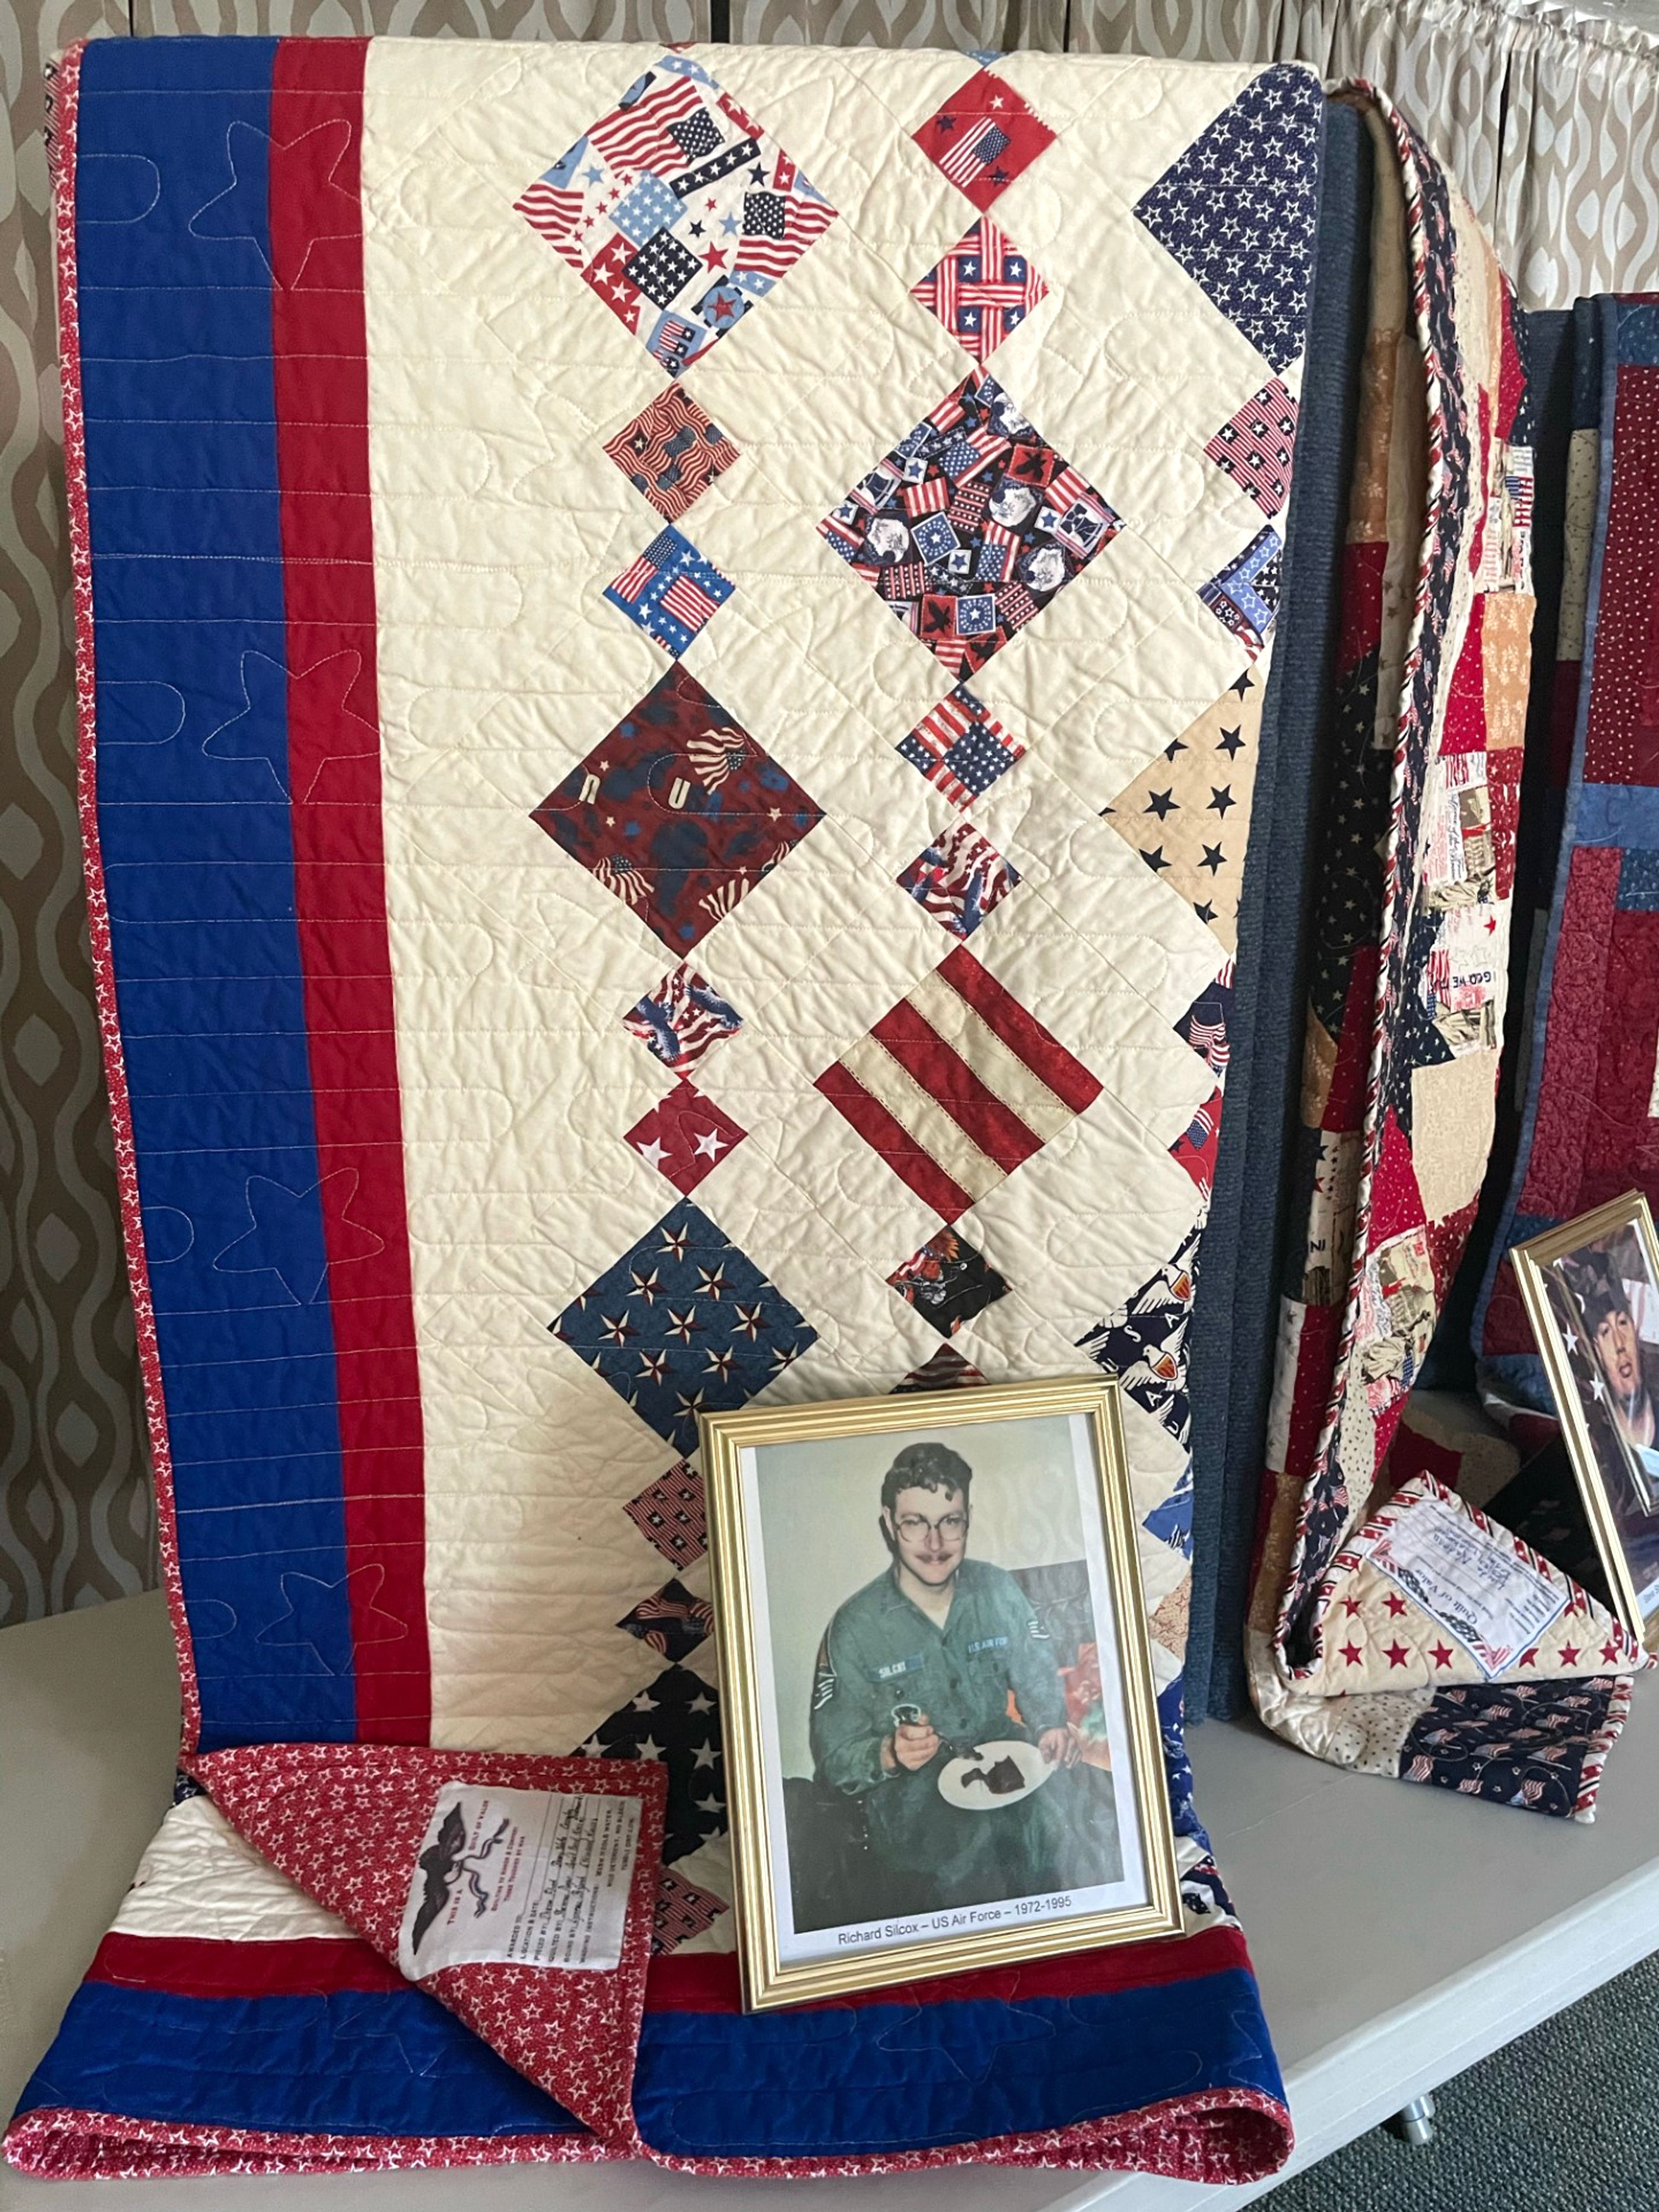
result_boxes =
[633,1968,1279,2158]
[1185,98,1373,1720]
[77,38,356,1745]
[12,1983,581,2141]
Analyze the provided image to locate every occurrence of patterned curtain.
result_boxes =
[2,0,1653,1619]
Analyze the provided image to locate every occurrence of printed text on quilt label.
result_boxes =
[399,1784,640,1977]
[1362,1491,1567,1679]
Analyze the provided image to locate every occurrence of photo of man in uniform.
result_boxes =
[1557,1247,1659,1532]
[806,1440,1119,1920]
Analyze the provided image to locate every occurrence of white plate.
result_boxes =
[937,1738,1054,1811]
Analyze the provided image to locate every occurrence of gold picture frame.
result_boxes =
[699,1376,1182,2011]
[1510,1190,1659,1651]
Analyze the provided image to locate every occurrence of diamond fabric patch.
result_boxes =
[625,1079,746,1194]
[570,1663,725,1862]
[911,219,1048,363]
[814,942,1101,1223]
[896,818,1020,939]
[821,369,1119,677]
[897,682,1026,805]
[604,387,738,521]
[1199,526,1283,656]
[623,964,742,1075]
[617,1576,715,1661]
[531,665,823,954]
[1133,64,1322,374]
[550,1198,816,1451]
[624,1460,706,1566]
[888,1226,1008,1336]
[912,67,1056,212]
[1204,379,1299,518]
[515,55,837,376]
[605,527,734,656]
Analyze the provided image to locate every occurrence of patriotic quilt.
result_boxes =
[8,36,1513,2183]
[1243,118,1645,1813]
[1477,299,1659,1441]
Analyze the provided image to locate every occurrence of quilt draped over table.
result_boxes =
[5,35,1534,2183]
[1242,115,1646,1815]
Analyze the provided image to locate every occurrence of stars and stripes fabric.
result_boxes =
[29,30,1543,2193]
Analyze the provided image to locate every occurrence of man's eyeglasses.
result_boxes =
[893,1511,968,1540]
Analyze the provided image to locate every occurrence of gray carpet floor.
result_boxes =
[1263,1946,1659,2211]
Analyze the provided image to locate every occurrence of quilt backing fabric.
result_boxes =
[1243,117,1646,1814]
[5,35,1528,2183]
[1477,298,1659,1438]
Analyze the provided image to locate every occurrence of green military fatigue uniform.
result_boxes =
[810,1557,1116,1912]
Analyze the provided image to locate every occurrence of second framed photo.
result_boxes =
[1510,1190,1659,1648]
[700,1377,1180,2011]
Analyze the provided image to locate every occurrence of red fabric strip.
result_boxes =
[814,1061,975,1221]
[270,38,430,1743]
[1586,364,1659,789]
[87,1933,405,1998]
[646,1924,1254,2015]
[1518,843,1622,1219]
[936,945,1101,1114]
[870,1000,1043,1174]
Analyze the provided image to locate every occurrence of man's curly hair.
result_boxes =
[880,1440,973,1515]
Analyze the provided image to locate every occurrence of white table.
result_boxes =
[5,1592,1659,2210]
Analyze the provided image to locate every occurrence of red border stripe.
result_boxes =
[88,1932,405,1999]
[814,1061,974,1221]
[648,1924,1255,2013]
[938,944,1102,1113]
[270,39,430,1741]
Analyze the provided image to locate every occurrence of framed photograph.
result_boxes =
[1510,1191,1659,1648]
[700,1377,1180,2010]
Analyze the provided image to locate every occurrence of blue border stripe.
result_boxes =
[77,39,356,1745]
[13,1983,582,2141]
[634,1969,1280,2158]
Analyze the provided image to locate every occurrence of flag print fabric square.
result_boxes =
[515,55,837,376]
[1204,380,1299,518]
[897,683,1026,805]
[623,963,742,1075]
[896,818,1020,939]
[821,368,1120,676]
[604,527,734,656]
[912,67,1057,212]
[530,665,823,953]
[604,388,738,522]
[911,220,1049,363]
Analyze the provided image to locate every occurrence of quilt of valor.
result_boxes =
[4,33,1553,2183]
[1478,299,1659,1452]
[1243,114,1646,1814]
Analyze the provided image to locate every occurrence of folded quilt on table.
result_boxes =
[1243,132,1647,1813]
[1476,298,1659,1454]
[6,35,1509,2181]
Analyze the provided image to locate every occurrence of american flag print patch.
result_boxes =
[912,67,1057,213]
[911,219,1049,363]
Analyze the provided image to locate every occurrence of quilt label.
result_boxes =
[399,1784,640,1978]
[1363,1492,1568,1679]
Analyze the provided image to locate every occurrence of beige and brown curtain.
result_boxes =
[3,0,1655,1622]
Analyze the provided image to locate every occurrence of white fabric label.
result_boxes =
[398,1784,640,1980]
[1366,1490,1568,1680]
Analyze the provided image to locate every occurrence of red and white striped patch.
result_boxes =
[814,944,1100,1222]
[586,71,703,173]
[661,575,720,632]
